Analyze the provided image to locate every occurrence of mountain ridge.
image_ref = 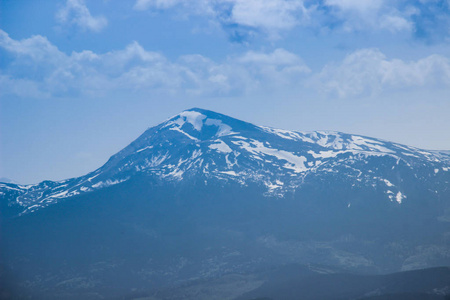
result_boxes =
[1,108,450,216]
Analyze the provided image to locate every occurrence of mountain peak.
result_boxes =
[167,108,211,132]
[160,108,255,141]
[168,108,242,125]
[182,107,212,114]
[169,108,229,121]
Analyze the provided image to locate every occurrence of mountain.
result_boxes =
[2,108,450,215]
[0,178,17,185]
[1,108,450,299]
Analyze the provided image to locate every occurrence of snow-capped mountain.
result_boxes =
[1,108,450,216]
[2,109,450,299]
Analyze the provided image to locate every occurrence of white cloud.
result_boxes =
[131,0,450,38]
[236,48,310,85]
[0,30,309,99]
[323,0,414,32]
[0,30,63,62]
[229,0,307,33]
[177,48,310,95]
[325,0,384,13]
[133,0,213,16]
[313,48,450,98]
[56,0,107,32]
[378,14,413,32]
[134,0,184,10]
[238,48,306,65]
[132,0,309,36]
[2,30,449,101]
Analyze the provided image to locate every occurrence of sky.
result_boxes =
[1,0,450,184]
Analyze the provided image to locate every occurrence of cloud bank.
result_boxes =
[314,49,450,98]
[132,0,450,40]
[1,29,449,100]
[0,30,309,98]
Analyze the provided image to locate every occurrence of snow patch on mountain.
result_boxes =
[314,131,345,149]
[92,178,128,189]
[204,119,237,137]
[172,110,206,131]
[383,179,394,187]
[137,145,153,153]
[395,191,406,204]
[169,127,199,141]
[232,139,308,173]
[260,126,313,142]
[220,171,237,176]
[209,140,233,153]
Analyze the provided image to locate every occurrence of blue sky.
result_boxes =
[1,0,450,184]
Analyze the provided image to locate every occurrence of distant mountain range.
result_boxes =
[1,108,449,299]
